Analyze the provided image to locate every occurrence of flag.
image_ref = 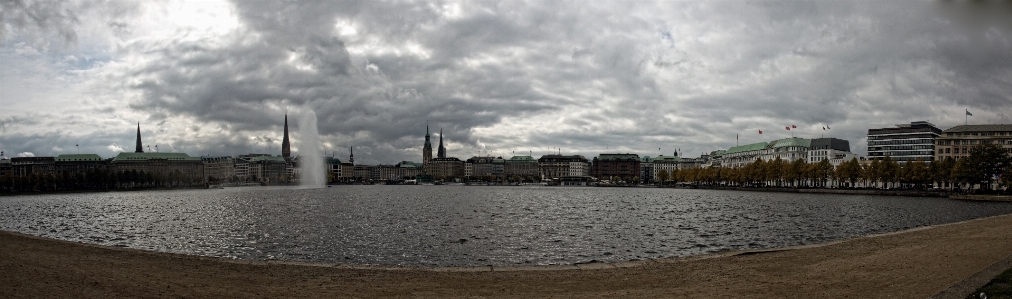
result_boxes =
[759,129,763,134]
[827,125,830,129]
[792,125,796,128]
[822,127,825,130]
[785,126,790,130]
[736,134,739,140]
[966,109,972,116]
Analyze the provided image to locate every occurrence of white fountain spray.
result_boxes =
[298,109,326,187]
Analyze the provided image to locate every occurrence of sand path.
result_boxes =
[3,214,1012,298]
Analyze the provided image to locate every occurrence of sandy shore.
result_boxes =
[3,214,1012,298]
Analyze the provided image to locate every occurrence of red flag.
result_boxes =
[736,134,739,140]
[792,125,796,128]
[823,126,826,130]
[759,130,763,134]
[785,126,790,130]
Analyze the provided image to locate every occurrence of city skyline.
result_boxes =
[3,1,1012,164]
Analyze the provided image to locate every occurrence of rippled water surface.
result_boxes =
[2,186,1011,266]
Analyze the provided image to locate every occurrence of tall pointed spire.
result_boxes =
[134,122,144,153]
[282,114,291,158]
[422,124,433,165]
[437,128,446,158]
[349,146,354,164]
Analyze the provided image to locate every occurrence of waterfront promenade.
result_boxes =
[2,213,1012,298]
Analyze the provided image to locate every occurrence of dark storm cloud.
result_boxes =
[5,1,1012,163]
[115,0,565,163]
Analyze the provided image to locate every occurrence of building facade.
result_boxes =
[465,156,498,178]
[592,154,641,180]
[759,138,811,162]
[202,156,235,182]
[110,153,204,185]
[651,155,680,181]
[538,155,589,180]
[504,156,538,178]
[934,124,1012,160]
[867,121,941,163]
[54,154,106,175]
[807,138,857,166]
[241,155,289,184]
[639,156,654,184]
[427,157,465,179]
[10,157,56,177]
[717,142,767,168]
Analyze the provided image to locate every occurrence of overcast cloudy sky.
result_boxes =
[2,1,1010,164]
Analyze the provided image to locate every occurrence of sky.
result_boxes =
[1,0,1011,164]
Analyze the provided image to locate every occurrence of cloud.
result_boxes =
[0,0,80,50]
[17,152,34,157]
[106,144,124,153]
[2,1,1012,164]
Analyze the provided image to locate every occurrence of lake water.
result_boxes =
[2,186,1011,267]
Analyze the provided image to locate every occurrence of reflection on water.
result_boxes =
[2,186,1010,267]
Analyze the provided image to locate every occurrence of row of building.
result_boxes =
[416,122,1012,184]
[2,118,1010,185]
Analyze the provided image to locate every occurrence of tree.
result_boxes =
[787,159,805,187]
[836,158,863,188]
[966,144,1012,191]
[1002,165,1012,192]
[952,157,972,191]
[657,169,669,185]
[903,158,930,189]
[880,156,900,189]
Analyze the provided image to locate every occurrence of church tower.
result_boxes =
[349,146,354,164]
[437,128,446,158]
[422,125,433,164]
[281,114,291,158]
[134,122,144,153]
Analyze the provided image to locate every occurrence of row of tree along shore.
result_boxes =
[653,144,1011,194]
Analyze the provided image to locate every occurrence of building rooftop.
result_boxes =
[652,155,680,162]
[538,155,588,161]
[595,153,640,161]
[942,124,1012,133]
[113,152,201,162]
[245,155,287,162]
[723,142,768,155]
[507,155,536,161]
[396,161,422,168]
[55,154,104,162]
[767,137,811,149]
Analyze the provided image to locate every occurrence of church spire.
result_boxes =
[134,122,144,153]
[282,114,291,158]
[437,128,446,158]
[349,146,354,164]
[422,124,433,164]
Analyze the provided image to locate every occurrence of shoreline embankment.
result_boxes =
[671,185,949,197]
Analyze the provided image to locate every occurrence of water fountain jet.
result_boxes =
[298,109,326,187]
